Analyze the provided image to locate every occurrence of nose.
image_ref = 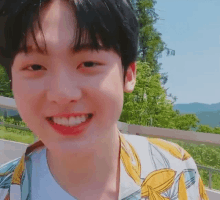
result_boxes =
[46,69,82,105]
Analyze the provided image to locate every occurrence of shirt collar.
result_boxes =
[10,130,141,199]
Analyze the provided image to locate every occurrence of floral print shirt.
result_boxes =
[0,131,209,200]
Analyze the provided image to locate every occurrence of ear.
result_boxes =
[124,62,136,93]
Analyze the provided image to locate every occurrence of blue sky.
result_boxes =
[153,0,220,104]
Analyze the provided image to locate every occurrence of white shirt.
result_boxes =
[31,148,77,200]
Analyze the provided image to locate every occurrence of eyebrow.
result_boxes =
[18,44,108,56]
[18,46,46,55]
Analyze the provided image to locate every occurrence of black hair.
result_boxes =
[0,0,139,89]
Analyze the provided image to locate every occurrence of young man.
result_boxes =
[0,0,208,199]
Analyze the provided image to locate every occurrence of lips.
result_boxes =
[46,114,94,136]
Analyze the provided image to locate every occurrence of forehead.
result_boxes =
[17,1,106,56]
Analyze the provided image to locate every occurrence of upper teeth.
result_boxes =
[52,114,89,126]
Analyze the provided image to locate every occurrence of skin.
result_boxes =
[12,0,136,199]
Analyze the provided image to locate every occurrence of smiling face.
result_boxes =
[11,0,136,153]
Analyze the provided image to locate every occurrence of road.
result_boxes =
[0,139,28,165]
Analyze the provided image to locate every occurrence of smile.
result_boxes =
[46,114,93,136]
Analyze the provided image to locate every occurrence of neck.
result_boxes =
[46,127,121,187]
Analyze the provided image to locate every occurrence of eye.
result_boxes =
[24,64,45,71]
[80,61,100,68]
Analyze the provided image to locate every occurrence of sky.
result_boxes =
[153,0,220,104]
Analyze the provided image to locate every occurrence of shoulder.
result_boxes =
[122,134,208,199]
[123,133,194,164]
[144,137,208,199]
[0,157,21,190]
[0,157,21,177]
[122,133,191,161]
[147,137,193,161]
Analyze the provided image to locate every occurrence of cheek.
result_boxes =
[13,75,46,94]
[12,76,45,123]
[89,70,124,124]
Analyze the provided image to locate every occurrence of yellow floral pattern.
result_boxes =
[199,177,209,200]
[147,138,191,161]
[178,172,187,200]
[147,187,170,200]
[120,133,142,186]
[121,135,209,199]
[141,169,176,197]
[11,154,25,185]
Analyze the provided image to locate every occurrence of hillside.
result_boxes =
[173,102,220,113]
[174,102,220,128]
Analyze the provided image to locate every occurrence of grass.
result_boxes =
[0,126,35,144]
[167,138,220,191]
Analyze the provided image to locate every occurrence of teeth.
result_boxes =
[52,114,90,127]
[75,117,81,125]
[69,116,76,126]
[63,118,69,126]
[81,115,86,122]
[51,117,57,124]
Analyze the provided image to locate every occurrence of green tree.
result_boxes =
[130,0,177,104]
[120,61,185,129]
[0,65,13,98]
[196,124,214,133]
[174,114,199,131]
[120,61,200,130]
[120,61,151,125]
[133,0,175,74]
[213,127,220,134]
[144,72,176,128]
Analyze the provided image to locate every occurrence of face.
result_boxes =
[12,0,136,153]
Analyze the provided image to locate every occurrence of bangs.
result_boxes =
[0,0,138,86]
[18,0,123,56]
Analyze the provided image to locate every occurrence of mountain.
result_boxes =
[173,102,220,128]
[196,110,220,128]
[173,102,220,113]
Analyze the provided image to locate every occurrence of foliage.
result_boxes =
[213,127,220,134]
[120,61,199,131]
[0,65,13,98]
[174,114,199,131]
[133,0,175,74]
[168,138,220,190]
[120,61,151,125]
[0,116,32,135]
[195,124,220,134]
[0,126,34,144]
[196,124,214,133]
